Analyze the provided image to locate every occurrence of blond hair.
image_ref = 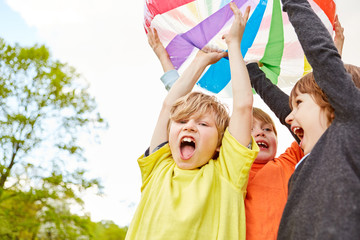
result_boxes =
[253,107,277,136]
[169,92,230,148]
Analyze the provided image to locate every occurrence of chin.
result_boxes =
[254,158,271,164]
[254,153,273,164]
[176,161,195,170]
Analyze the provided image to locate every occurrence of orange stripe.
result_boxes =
[313,0,336,25]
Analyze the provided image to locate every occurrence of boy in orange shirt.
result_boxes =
[245,107,303,239]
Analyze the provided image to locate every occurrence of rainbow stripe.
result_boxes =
[144,0,336,95]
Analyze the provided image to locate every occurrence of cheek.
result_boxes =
[209,130,220,145]
[168,125,179,142]
[268,135,278,153]
[201,128,219,149]
[271,137,278,148]
[319,110,331,129]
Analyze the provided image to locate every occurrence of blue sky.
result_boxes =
[1,0,360,227]
[0,0,41,45]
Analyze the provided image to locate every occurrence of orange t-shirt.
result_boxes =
[245,141,304,240]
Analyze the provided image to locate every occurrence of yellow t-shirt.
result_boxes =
[126,129,259,240]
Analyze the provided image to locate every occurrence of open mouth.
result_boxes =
[256,141,268,149]
[180,137,195,160]
[292,127,304,139]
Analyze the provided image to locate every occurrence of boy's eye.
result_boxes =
[264,128,272,132]
[199,122,208,126]
[296,99,302,106]
[178,120,187,124]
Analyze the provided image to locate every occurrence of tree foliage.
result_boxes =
[0,38,120,239]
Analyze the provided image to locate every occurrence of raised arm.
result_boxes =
[333,14,344,57]
[149,48,227,153]
[223,3,253,146]
[281,0,356,112]
[147,28,174,73]
[246,12,345,144]
[246,62,300,142]
[147,28,179,91]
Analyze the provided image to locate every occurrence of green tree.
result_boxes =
[91,220,128,240]
[0,38,108,239]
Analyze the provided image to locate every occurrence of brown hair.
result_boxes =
[344,64,360,88]
[289,72,334,123]
[169,92,230,148]
[289,64,360,124]
[253,107,277,136]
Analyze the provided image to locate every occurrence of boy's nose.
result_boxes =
[252,128,265,137]
[285,111,294,125]
[183,120,197,132]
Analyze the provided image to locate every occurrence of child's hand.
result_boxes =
[147,28,169,61]
[147,27,175,72]
[195,46,228,66]
[333,14,344,56]
[222,2,250,47]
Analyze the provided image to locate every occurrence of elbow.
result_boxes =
[233,97,253,114]
[161,97,174,115]
[234,92,253,110]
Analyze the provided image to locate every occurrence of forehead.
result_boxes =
[290,89,307,104]
[292,88,303,98]
[253,118,272,127]
[191,110,216,121]
[293,90,314,101]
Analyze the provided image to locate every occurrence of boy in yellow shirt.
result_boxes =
[125,3,258,240]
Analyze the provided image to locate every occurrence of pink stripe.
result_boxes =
[144,0,195,29]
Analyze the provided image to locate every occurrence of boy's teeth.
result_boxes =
[257,142,268,148]
[183,137,193,142]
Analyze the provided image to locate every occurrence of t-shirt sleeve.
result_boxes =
[137,144,172,187]
[217,129,259,191]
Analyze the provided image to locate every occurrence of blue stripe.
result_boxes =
[197,0,268,93]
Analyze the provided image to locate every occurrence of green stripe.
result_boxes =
[205,0,212,15]
[260,0,284,85]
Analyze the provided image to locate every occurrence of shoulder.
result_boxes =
[274,141,304,166]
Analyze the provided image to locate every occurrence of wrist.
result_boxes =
[227,41,241,49]
[157,52,170,61]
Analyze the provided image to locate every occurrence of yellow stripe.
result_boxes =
[187,2,201,21]
[303,55,312,76]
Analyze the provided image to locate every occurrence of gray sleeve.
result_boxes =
[247,63,300,142]
[282,0,360,114]
[160,69,179,91]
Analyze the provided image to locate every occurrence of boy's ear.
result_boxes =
[216,146,220,152]
[331,112,335,120]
